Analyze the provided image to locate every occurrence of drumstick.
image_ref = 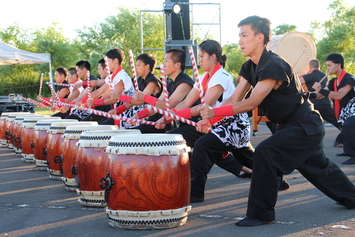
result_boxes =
[38,73,44,96]
[104,56,114,92]
[55,101,156,126]
[188,46,205,104]
[128,49,139,91]
[86,71,91,99]
[147,105,198,127]
[46,82,72,87]
[17,95,52,110]
[319,64,338,84]
[160,64,170,110]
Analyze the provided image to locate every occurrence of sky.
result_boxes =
[0,0,354,46]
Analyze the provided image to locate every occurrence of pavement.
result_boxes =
[0,123,354,237]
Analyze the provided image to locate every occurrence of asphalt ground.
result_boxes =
[0,123,354,237]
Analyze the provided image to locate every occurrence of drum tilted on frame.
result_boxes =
[103,133,192,230]
[267,31,316,76]
[46,121,97,180]
[76,129,141,207]
[61,125,118,192]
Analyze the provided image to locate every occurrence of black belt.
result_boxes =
[281,101,313,124]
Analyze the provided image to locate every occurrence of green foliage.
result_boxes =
[76,7,165,74]
[273,24,297,35]
[313,0,355,74]
[222,43,246,80]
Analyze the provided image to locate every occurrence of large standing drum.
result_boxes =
[46,121,97,180]
[267,31,316,76]
[20,116,51,162]
[61,125,118,191]
[76,129,141,207]
[32,118,66,170]
[5,113,40,149]
[0,112,30,147]
[103,134,191,230]
[13,116,49,155]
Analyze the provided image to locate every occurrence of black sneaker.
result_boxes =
[190,196,204,203]
[334,141,343,147]
[279,179,290,191]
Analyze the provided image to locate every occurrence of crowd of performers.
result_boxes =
[33,15,355,227]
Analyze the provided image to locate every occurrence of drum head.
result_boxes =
[106,133,190,155]
[268,31,316,76]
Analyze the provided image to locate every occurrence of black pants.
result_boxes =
[246,112,355,221]
[82,114,108,124]
[190,132,254,199]
[167,124,248,183]
[64,113,81,120]
[343,116,355,156]
[314,103,343,144]
[52,110,70,119]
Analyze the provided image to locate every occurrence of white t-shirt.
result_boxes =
[194,67,235,108]
[105,69,134,94]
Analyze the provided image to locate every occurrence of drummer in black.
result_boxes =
[198,15,355,226]
[299,59,341,132]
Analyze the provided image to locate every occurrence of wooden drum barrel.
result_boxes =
[103,134,191,230]
[46,121,97,180]
[61,125,118,191]
[20,116,51,162]
[76,129,140,207]
[0,112,30,147]
[14,116,48,156]
[32,118,65,170]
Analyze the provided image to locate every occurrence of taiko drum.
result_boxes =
[0,112,30,147]
[103,134,191,230]
[75,129,140,207]
[61,125,118,191]
[13,116,48,156]
[46,121,97,180]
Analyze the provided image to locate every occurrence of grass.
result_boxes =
[33,107,55,116]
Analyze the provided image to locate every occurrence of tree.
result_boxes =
[76,7,165,74]
[312,0,355,74]
[0,23,80,97]
[222,43,246,81]
[273,24,297,35]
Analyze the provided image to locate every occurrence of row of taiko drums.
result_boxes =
[0,112,192,230]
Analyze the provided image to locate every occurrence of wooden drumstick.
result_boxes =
[318,64,338,84]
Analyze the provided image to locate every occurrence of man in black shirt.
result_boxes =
[198,15,355,227]
[300,59,343,147]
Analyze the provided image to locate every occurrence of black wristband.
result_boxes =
[309,92,317,99]
[319,88,330,97]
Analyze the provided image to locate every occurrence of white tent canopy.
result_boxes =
[0,40,52,82]
[0,40,51,66]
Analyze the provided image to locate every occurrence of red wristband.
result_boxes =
[119,95,132,103]
[164,116,173,124]
[82,81,88,87]
[137,108,150,119]
[41,98,50,105]
[213,105,234,117]
[60,98,65,102]
[175,108,192,119]
[93,98,105,106]
[143,95,158,105]
[115,104,127,114]
[209,116,224,125]
[81,95,89,103]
